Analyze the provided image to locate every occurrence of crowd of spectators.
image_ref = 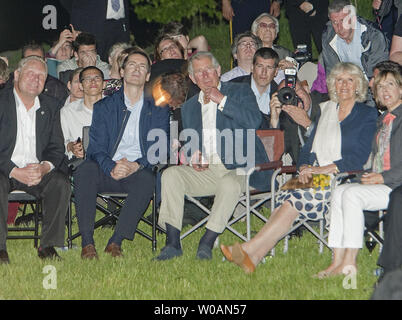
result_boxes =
[0,0,401,295]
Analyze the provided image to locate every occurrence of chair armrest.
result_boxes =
[255,160,283,172]
[280,165,297,174]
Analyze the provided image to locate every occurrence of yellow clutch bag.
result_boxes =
[281,174,331,191]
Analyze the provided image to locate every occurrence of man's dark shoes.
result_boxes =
[104,242,123,257]
[81,244,98,260]
[154,246,182,261]
[38,246,61,260]
[0,250,10,264]
[196,243,212,260]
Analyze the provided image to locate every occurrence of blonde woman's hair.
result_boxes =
[326,62,368,103]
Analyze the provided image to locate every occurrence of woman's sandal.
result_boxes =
[231,242,256,274]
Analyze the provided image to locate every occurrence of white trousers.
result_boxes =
[328,183,391,249]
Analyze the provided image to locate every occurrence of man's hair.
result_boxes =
[73,32,97,52]
[188,51,220,77]
[328,0,353,15]
[374,60,402,75]
[160,72,189,106]
[108,42,131,60]
[68,67,84,83]
[15,56,48,79]
[21,42,45,59]
[231,31,262,57]
[0,59,9,83]
[153,35,185,61]
[121,48,152,73]
[159,21,189,38]
[373,68,402,107]
[327,62,368,103]
[253,47,279,67]
[79,66,104,83]
[251,13,280,35]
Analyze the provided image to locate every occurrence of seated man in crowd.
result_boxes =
[251,13,293,61]
[0,56,71,264]
[3,43,69,107]
[58,32,110,85]
[230,47,279,117]
[321,0,389,82]
[73,49,169,260]
[46,25,78,62]
[220,31,262,82]
[61,66,104,161]
[46,25,80,78]
[155,51,272,261]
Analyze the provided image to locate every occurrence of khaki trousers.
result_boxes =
[158,163,247,234]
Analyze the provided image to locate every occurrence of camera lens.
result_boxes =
[278,87,297,105]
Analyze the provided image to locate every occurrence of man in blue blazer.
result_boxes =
[73,49,169,259]
[155,51,272,261]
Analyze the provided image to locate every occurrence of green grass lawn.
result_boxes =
[0,205,380,300]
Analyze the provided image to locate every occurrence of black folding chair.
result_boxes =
[7,191,41,248]
[66,126,164,251]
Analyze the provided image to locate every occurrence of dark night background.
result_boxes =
[0,0,161,52]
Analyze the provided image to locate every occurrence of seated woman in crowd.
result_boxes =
[103,42,130,96]
[317,67,402,278]
[220,62,378,274]
[65,67,84,106]
[159,22,209,59]
[154,36,185,62]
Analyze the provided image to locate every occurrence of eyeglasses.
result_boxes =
[238,41,258,49]
[258,22,276,30]
[82,76,103,83]
[159,44,179,56]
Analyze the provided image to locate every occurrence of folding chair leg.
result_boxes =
[34,200,40,248]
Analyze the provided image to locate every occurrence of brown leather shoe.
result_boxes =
[104,243,123,257]
[0,250,10,264]
[81,244,98,260]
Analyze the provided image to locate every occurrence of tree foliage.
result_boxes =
[130,0,220,24]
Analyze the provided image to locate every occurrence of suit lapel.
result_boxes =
[7,89,18,151]
[36,97,50,159]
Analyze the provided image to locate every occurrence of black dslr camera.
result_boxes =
[277,68,299,106]
[293,44,312,67]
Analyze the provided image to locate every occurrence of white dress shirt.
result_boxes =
[198,83,227,165]
[112,93,144,162]
[60,99,93,159]
[12,89,40,169]
[11,89,54,173]
[251,77,271,115]
[106,0,125,20]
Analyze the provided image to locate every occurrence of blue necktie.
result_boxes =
[111,0,120,12]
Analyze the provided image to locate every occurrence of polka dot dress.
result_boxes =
[275,185,332,220]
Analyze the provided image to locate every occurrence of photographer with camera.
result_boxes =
[269,68,322,164]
